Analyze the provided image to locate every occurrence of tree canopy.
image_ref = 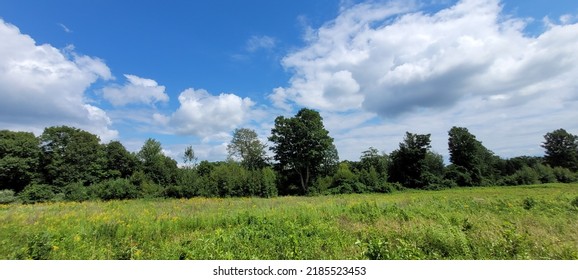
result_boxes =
[227,128,268,170]
[269,108,337,194]
[39,126,106,186]
[389,132,432,189]
[542,128,578,171]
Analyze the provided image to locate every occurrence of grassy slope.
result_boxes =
[1,184,577,260]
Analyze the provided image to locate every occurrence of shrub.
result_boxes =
[19,184,56,204]
[444,165,474,186]
[92,178,139,200]
[533,164,556,183]
[522,197,536,210]
[553,167,576,183]
[62,182,90,202]
[0,190,16,204]
[0,189,17,204]
[259,167,278,198]
[508,166,540,186]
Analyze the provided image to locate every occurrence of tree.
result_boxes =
[359,147,389,178]
[269,108,337,195]
[0,130,40,192]
[104,141,138,179]
[542,128,578,171]
[447,126,497,185]
[183,145,198,169]
[227,128,268,170]
[39,126,106,187]
[137,138,178,186]
[389,132,431,189]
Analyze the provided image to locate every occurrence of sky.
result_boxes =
[1,0,577,163]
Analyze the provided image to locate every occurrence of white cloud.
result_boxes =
[156,88,255,138]
[246,35,277,52]
[0,19,117,141]
[102,74,169,106]
[58,23,72,33]
[270,0,578,160]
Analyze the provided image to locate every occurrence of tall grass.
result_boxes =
[1,184,577,259]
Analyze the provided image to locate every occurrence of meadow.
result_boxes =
[1,184,577,260]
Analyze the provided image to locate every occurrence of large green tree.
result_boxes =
[542,128,578,171]
[104,141,138,179]
[269,108,337,195]
[0,130,41,192]
[39,126,106,186]
[389,132,431,189]
[447,126,497,185]
[227,128,268,170]
[137,138,178,186]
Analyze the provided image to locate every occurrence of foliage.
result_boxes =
[62,182,90,202]
[227,128,268,170]
[104,141,138,179]
[571,196,578,208]
[552,167,576,183]
[19,184,56,204]
[137,139,178,186]
[39,126,107,187]
[0,130,41,192]
[1,184,577,260]
[91,179,139,201]
[389,132,432,189]
[183,145,198,169]
[447,127,497,186]
[269,108,337,195]
[0,189,17,204]
[542,128,578,171]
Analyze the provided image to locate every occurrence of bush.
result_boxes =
[522,197,536,210]
[533,164,556,184]
[62,182,90,202]
[92,178,139,200]
[0,189,17,204]
[505,166,540,186]
[553,167,576,183]
[444,165,474,187]
[19,184,56,204]
[259,167,278,198]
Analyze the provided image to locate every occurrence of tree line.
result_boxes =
[1,108,577,204]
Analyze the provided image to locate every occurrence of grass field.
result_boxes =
[1,184,577,260]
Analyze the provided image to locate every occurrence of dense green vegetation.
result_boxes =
[1,184,576,260]
[1,108,577,203]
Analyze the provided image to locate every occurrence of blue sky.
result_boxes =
[1,0,578,163]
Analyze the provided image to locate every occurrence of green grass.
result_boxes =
[1,184,577,259]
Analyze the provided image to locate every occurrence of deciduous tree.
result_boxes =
[542,128,578,171]
[269,108,337,195]
[0,130,40,192]
[227,128,268,170]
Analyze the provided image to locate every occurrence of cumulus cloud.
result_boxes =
[268,0,578,160]
[0,19,117,141]
[102,74,169,106]
[155,88,254,138]
[272,0,578,117]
